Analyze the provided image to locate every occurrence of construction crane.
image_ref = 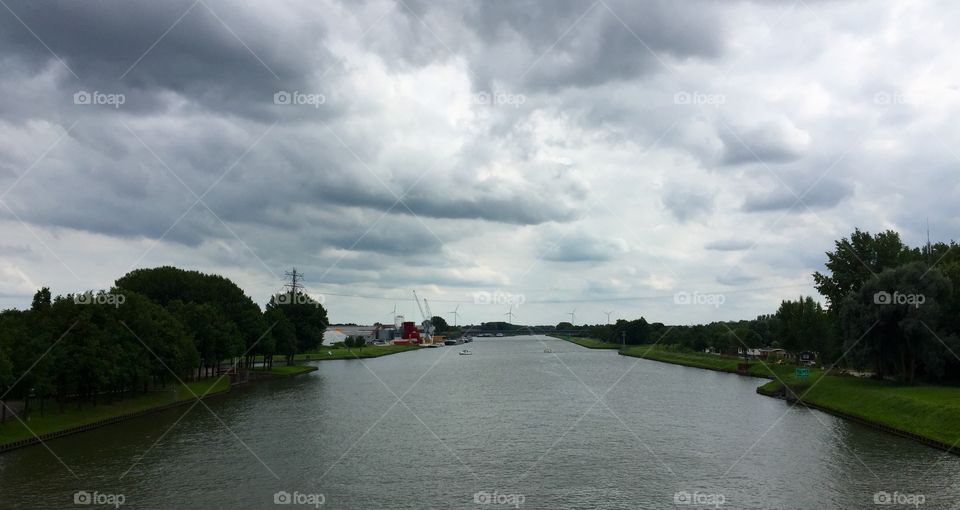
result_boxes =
[412,291,434,344]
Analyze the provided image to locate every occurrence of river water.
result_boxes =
[1,335,958,509]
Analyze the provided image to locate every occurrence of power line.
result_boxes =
[284,267,304,295]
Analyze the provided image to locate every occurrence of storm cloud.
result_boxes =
[1,0,956,325]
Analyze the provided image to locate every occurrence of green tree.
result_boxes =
[841,262,956,382]
[430,316,448,333]
[813,229,910,311]
[265,291,328,358]
[116,267,270,368]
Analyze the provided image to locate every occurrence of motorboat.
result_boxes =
[459,349,472,355]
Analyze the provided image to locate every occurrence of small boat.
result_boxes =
[426,344,439,348]
[459,349,472,355]
[463,337,472,343]
[543,348,553,353]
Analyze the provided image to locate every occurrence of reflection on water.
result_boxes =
[1,336,958,509]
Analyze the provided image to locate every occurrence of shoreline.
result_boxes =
[756,384,957,453]
[1,345,420,453]
[0,366,317,454]
[554,335,960,455]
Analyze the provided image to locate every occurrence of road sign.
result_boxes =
[795,367,809,379]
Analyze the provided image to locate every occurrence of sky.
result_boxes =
[0,0,957,326]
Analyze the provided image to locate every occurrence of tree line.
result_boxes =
[563,229,960,384]
[0,266,328,419]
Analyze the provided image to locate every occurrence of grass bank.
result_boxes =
[620,344,820,381]
[259,344,421,362]
[759,377,960,447]
[614,343,960,451]
[0,378,229,447]
[252,365,318,376]
[551,335,621,349]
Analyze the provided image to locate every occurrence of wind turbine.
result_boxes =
[449,305,460,327]
[505,305,517,324]
[604,310,613,325]
[567,308,576,326]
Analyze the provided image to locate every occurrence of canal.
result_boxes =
[1,335,957,508]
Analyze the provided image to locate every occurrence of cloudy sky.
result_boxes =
[0,0,956,326]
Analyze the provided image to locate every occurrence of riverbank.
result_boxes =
[758,377,960,449]
[0,378,230,452]
[0,345,419,453]
[252,365,319,377]
[550,335,621,349]
[255,344,421,363]
[556,336,960,453]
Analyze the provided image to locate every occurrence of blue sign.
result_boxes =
[795,368,809,379]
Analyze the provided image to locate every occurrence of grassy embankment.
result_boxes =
[758,376,960,446]
[255,343,421,363]
[550,335,621,349]
[252,365,318,376]
[560,337,960,448]
[0,378,229,445]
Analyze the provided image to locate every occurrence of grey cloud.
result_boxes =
[719,119,810,166]
[715,267,758,286]
[742,178,853,212]
[0,244,34,257]
[705,239,753,251]
[391,0,726,91]
[0,0,337,120]
[662,186,714,223]
[542,233,628,262]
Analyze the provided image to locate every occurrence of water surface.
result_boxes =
[1,336,957,509]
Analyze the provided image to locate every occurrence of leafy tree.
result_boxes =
[265,306,297,365]
[265,291,328,358]
[813,229,910,311]
[841,262,957,382]
[774,297,838,361]
[430,316,448,333]
[116,267,271,367]
[31,287,51,311]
